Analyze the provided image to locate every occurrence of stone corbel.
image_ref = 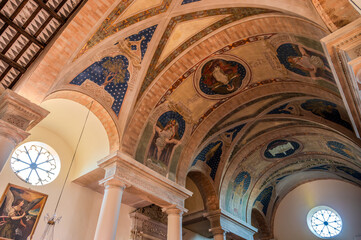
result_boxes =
[0,89,49,131]
[98,151,193,210]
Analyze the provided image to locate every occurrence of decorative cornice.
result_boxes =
[0,89,49,131]
[98,151,193,209]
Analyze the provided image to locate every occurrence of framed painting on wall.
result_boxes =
[0,184,48,240]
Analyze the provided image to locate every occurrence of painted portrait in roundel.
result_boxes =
[146,111,186,172]
[276,43,333,81]
[195,55,250,99]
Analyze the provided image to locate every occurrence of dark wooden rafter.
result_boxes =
[0,13,44,48]
[0,0,86,89]
[33,0,64,24]
[0,53,25,72]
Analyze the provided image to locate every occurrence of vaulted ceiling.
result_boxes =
[6,0,361,238]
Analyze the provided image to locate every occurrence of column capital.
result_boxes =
[0,89,49,131]
[210,226,226,236]
[162,205,187,215]
[99,176,129,189]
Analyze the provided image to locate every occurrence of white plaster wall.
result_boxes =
[274,179,361,240]
[0,126,103,239]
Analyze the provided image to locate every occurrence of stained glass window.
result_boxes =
[307,206,342,238]
[10,142,61,186]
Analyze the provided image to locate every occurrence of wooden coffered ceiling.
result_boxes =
[0,0,85,89]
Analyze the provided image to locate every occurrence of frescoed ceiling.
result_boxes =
[8,0,361,237]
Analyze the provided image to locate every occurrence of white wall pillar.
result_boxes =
[94,179,126,240]
[0,89,48,173]
[164,206,183,240]
[0,122,28,171]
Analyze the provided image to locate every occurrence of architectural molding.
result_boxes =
[321,18,361,138]
[0,89,49,131]
[204,209,258,240]
[98,151,192,209]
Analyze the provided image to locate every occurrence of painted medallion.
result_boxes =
[194,55,250,99]
[264,139,300,159]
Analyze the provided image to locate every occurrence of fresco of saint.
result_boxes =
[146,111,185,171]
[277,43,333,81]
[199,59,247,96]
[227,171,251,215]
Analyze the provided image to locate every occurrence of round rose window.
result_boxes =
[10,142,61,186]
[307,206,342,238]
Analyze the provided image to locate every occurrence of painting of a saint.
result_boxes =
[264,139,300,159]
[199,58,247,96]
[277,43,333,81]
[0,184,47,240]
[147,111,186,171]
[301,99,353,130]
[228,172,251,215]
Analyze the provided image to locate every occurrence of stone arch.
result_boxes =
[45,90,120,152]
[252,208,272,240]
[187,170,219,211]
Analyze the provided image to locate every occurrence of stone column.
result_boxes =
[0,89,48,172]
[210,226,226,240]
[164,206,183,240]
[94,178,126,240]
[204,210,225,240]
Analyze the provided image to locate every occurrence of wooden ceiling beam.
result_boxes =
[10,0,30,20]
[0,13,45,49]
[0,0,9,10]
[33,0,65,24]
[55,0,68,12]
[0,53,25,73]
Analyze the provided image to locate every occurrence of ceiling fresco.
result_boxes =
[75,0,171,59]
[138,8,276,101]
[15,0,361,238]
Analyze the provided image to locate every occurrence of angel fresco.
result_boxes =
[147,111,185,171]
[199,59,247,96]
[0,184,47,240]
[277,43,333,81]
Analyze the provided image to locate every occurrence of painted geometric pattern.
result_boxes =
[137,8,275,101]
[226,124,246,141]
[192,141,223,180]
[181,0,201,5]
[70,55,129,116]
[75,0,171,59]
[120,25,158,59]
[268,103,293,115]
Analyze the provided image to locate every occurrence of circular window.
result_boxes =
[307,206,342,238]
[10,142,61,186]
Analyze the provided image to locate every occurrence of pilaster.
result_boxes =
[0,89,49,172]
[321,18,361,138]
